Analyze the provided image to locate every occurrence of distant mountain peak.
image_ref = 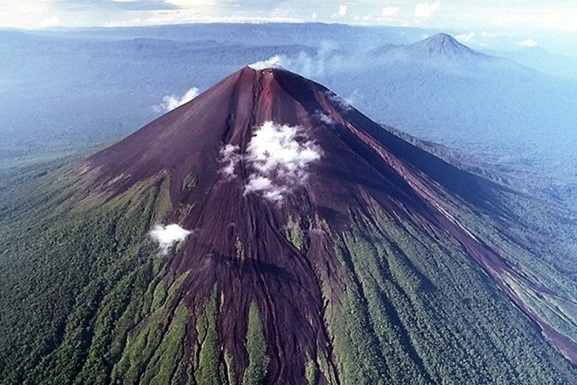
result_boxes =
[370,32,530,75]
[425,33,460,45]
[408,33,483,61]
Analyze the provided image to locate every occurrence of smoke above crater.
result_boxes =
[154,87,200,112]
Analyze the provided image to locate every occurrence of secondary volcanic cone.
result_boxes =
[80,67,577,384]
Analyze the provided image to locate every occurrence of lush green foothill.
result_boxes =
[323,205,577,384]
[0,161,174,385]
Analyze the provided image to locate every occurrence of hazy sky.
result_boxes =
[2,0,576,32]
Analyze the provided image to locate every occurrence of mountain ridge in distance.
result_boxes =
[407,33,487,62]
[339,32,577,207]
[367,32,533,75]
[1,66,577,384]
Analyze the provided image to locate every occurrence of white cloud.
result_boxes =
[245,175,287,203]
[520,38,539,48]
[155,87,200,113]
[41,15,60,27]
[1,0,577,36]
[326,91,352,112]
[219,144,241,178]
[495,8,577,31]
[344,90,359,107]
[453,31,508,47]
[150,224,191,254]
[480,31,504,38]
[105,12,304,27]
[219,122,323,203]
[248,55,284,70]
[290,40,338,78]
[248,40,338,82]
[262,188,287,203]
[0,0,52,29]
[245,175,274,192]
[455,32,476,43]
[381,6,399,17]
[415,2,440,18]
[243,121,321,203]
[315,111,335,125]
[246,122,321,177]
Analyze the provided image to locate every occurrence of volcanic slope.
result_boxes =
[2,66,577,385]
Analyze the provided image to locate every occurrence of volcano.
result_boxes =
[406,33,485,62]
[2,66,577,385]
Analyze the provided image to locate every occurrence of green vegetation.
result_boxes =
[320,201,577,385]
[110,272,190,385]
[305,358,320,385]
[224,352,236,385]
[286,216,305,251]
[0,161,176,385]
[182,174,197,191]
[194,290,224,384]
[433,187,577,352]
[242,302,269,385]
